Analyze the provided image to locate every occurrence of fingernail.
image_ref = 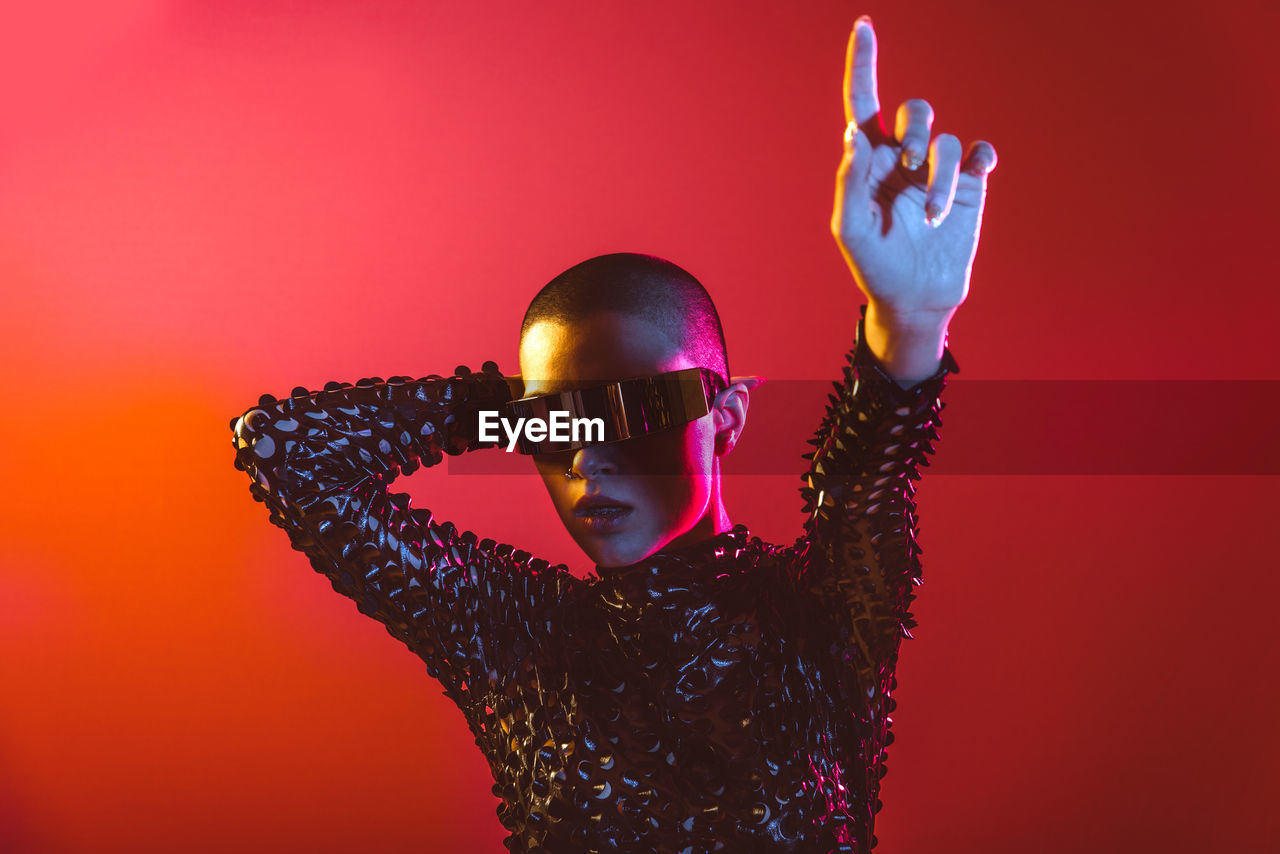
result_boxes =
[902,146,923,171]
[856,14,874,28]
[925,202,943,227]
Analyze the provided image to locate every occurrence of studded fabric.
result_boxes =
[229,306,958,853]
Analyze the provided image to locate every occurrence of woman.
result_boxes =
[230,16,996,852]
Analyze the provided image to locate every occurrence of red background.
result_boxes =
[2,1,1277,851]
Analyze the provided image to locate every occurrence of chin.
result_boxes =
[586,543,635,569]
[581,534,650,569]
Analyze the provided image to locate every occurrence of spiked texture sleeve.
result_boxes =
[793,303,959,825]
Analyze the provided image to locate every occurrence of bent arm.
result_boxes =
[229,362,571,706]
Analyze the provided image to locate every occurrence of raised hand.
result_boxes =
[832,15,997,328]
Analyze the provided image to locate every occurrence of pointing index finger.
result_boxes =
[844,16,882,134]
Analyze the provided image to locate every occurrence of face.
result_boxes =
[519,310,736,568]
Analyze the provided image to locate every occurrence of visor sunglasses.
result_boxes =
[501,367,729,455]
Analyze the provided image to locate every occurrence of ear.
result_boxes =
[712,376,765,456]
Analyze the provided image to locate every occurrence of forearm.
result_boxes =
[863,300,955,388]
[231,365,511,505]
[798,305,958,687]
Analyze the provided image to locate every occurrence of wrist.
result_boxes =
[861,302,953,387]
[865,299,955,336]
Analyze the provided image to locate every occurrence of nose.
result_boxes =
[570,446,619,479]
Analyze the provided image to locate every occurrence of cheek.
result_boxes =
[630,420,715,476]
[629,426,715,522]
[666,417,717,482]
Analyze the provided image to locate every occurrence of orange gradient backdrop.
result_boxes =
[1,1,1277,852]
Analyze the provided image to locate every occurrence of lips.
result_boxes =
[574,494,634,531]
[574,494,632,514]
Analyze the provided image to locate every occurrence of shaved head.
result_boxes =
[520,253,729,385]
